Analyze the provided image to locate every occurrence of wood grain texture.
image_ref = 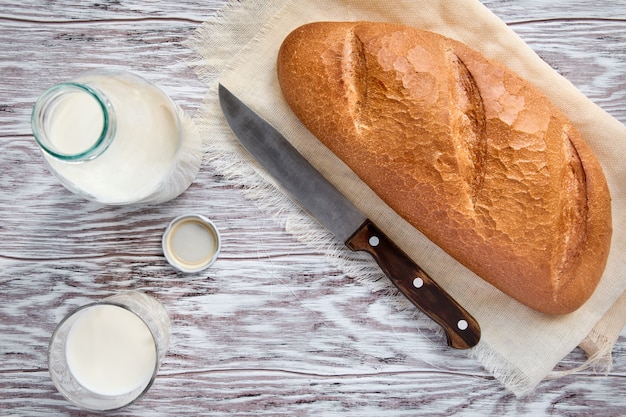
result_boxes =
[1,1,625,416]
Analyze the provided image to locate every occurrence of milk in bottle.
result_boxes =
[31,70,202,204]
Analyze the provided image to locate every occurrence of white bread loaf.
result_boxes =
[277,21,612,315]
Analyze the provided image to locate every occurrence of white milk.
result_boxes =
[65,304,157,396]
[42,72,181,204]
[48,91,105,155]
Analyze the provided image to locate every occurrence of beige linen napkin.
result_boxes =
[187,0,626,396]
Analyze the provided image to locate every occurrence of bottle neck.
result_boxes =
[31,82,116,162]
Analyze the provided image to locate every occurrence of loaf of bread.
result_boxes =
[277,21,612,315]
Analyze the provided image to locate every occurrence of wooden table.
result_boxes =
[1,1,625,415]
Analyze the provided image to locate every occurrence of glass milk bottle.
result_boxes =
[31,69,202,205]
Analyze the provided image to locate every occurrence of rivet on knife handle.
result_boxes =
[346,220,481,349]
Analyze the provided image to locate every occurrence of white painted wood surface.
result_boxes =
[1,1,625,415]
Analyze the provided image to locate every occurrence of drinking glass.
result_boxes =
[48,291,171,411]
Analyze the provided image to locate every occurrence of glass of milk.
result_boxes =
[31,69,202,205]
[48,291,171,411]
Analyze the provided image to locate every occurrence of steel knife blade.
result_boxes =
[218,84,480,349]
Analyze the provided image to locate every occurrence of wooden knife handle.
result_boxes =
[346,220,480,349]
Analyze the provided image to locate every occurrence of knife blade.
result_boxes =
[218,84,480,349]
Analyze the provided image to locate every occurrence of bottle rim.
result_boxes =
[31,82,115,162]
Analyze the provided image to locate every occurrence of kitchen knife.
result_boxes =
[218,84,480,349]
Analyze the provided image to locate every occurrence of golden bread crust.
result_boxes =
[277,22,612,314]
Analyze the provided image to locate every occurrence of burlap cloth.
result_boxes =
[186,0,626,396]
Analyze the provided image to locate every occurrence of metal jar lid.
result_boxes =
[162,214,221,273]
